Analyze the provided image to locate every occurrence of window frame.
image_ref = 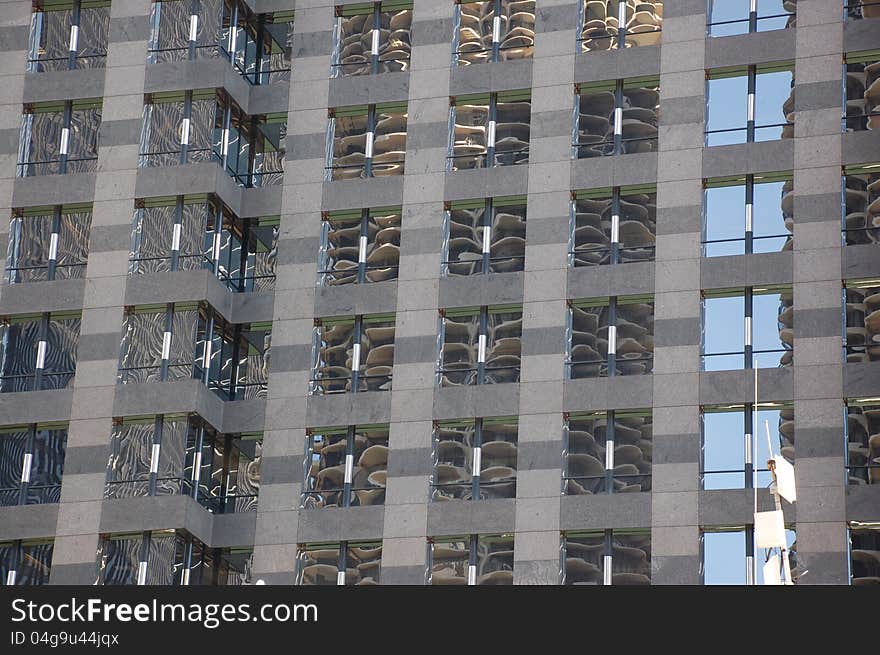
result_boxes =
[28,0,111,73]
[0,310,81,392]
[578,0,663,53]
[842,164,880,246]
[701,525,797,585]
[570,186,657,266]
[310,313,396,395]
[18,99,102,177]
[332,1,412,77]
[6,204,92,284]
[707,0,796,37]
[296,540,382,585]
[452,0,535,66]
[448,90,531,171]
[318,207,402,286]
[562,529,652,585]
[845,399,880,486]
[0,423,68,507]
[573,77,660,158]
[844,278,880,364]
[442,196,527,276]
[327,102,408,180]
[427,533,514,585]
[1,539,54,586]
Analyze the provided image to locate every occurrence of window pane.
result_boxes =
[620,84,659,154]
[155,417,187,496]
[0,319,40,392]
[359,319,394,392]
[26,428,67,505]
[457,2,493,65]
[757,0,793,31]
[7,214,52,282]
[313,321,355,394]
[106,422,154,498]
[845,56,880,132]
[753,180,792,252]
[118,311,165,383]
[433,423,475,500]
[703,295,745,370]
[440,313,479,386]
[303,431,347,508]
[565,415,607,494]
[846,285,880,363]
[346,543,382,585]
[189,98,218,162]
[705,185,746,256]
[490,203,526,273]
[707,75,748,145]
[297,544,341,585]
[581,0,622,51]
[17,542,53,585]
[29,9,73,71]
[703,410,745,489]
[753,291,793,367]
[485,310,521,384]
[365,211,400,282]
[335,13,372,77]
[480,421,517,499]
[76,7,110,66]
[613,413,652,492]
[331,114,368,180]
[149,0,191,63]
[55,210,92,278]
[843,169,880,245]
[754,70,793,141]
[145,533,183,585]
[615,299,654,376]
[140,101,184,166]
[66,107,101,173]
[619,190,657,262]
[98,537,140,585]
[430,539,468,585]
[564,533,604,584]
[848,403,880,485]
[350,427,388,507]
[43,315,80,389]
[21,111,64,174]
[576,88,615,157]
[167,308,199,378]
[451,102,489,170]
[235,327,270,400]
[570,304,610,378]
[130,205,173,273]
[498,0,534,61]
[378,9,412,73]
[755,405,794,487]
[612,533,651,585]
[0,431,28,506]
[476,534,514,585]
[573,195,613,265]
[703,531,747,584]
[445,206,485,276]
[321,217,360,285]
[708,0,751,36]
[851,527,880,584]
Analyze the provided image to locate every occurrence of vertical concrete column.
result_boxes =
[512,1,575,585]
[379,0,452,584]
[0,2,30,279]
[790,0,848,584]
[251,0,335,584]
[649,1,707,585]
[50,0,153,583]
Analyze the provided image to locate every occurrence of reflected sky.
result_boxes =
[703,291,789,370]
[703,528,796,585]
[709,0,793,36]
[707,69,793,145]
[703,406,786,490]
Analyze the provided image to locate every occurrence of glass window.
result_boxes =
[564,410,652,495]
[28,0,110,72]
[847,400,880,486]
[428,534,514,585]
[105,416,188,499]
[706,65,794,146]
[845,280,880,364]
[454,0,535,65]
[0,540,54,585]
[563,530,651,585]
[571,186,657,266]
[0,312,81,393]
[567,295,654,379]
[6,205,91,283]
[296,541,382,585]
[449,91,531,170]
[222,7,293,85]
[702,287,793,370]
[702,527,798,585]
[845,52,880,133]
[432,418,517,501]
[147,0,223,63]
[0,425,67,507]
[843,165,880,245]
[708,0,796,36]
[579,0,662,52]
[118,303,198,384]
[302,425,389,508]
[129,197,214,275]
[443,197,526,276]
[704,174,793,256]
[438,305,522,386]
[18,99,102,177]
[701,403,795,490]
[319,208,401,285]
[333,2,412,76]
[311,314,395,394]
[328,103,407,180]
[850,523,880,585]
[574,79,660,158]
[845,1,880,20]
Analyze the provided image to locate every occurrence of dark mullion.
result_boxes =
[748,3,758,33]
[137,531,152,584]
[352,316,363,393]
[238,218,251,291]
[218,433,232,512]
[180,92,193,165]
[171,197,183,270]
[34,313,50,391]
[148,416,164,496]
[604,529,613,585]
[254,14,266,84]
[228,324,242,399]
[343,426,355,507]
[483,199,493,274]
[472,419,482,500]
[747,67,756,143]
[59,101,72,174]
[365,106,376,178]
[159,303,174,380]
[610,189,621,264]
[605,410,615,494]
[613,80,623,155]
[492,0,501,62]
[211,204,223,277]
[744,175,754,254]
[745,525,756,585]
[188,0,201,61]
[487,94,497,168]
[68,0,81,70]
[180,536,194,585]
[744,404,754,489]
[200,309,216,387]
[744,288,754,369]
[469,534,478,585]
[338,540,348,585]
[607,298,617,377]
[18,425,36,506]
[46,206,62,281]
[357,210,369,284]
[226,1,239,61]
[477,307,488,384]
[371,4,381,75]
[190,423,205,502]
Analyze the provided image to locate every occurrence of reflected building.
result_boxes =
[0,0,877,587]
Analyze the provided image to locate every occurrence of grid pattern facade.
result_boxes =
[0,0,878,586]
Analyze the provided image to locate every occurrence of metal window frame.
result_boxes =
[427,532,514,585]
[328,102,407,179]
[707,0,796,36]
[561,528,651,585]
[319,206,401,285]
[577,0,663,53]
[28,0,111,72]
[570,185,658,266]
[573,77,660,158]
[449,90,531,170]
[311,313,395,395]
[333,1,412,77]
[296,539,382,585]
[443,196,527,276]
[437,304,523,386]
